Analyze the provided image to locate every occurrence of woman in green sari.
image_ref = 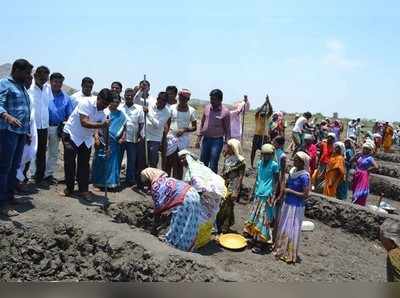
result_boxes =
[216,139,246,234]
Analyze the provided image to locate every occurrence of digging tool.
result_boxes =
[260,94,271,145]
[143,74,149,167]
[376,192,384,208]
[240,95,248,146]
[103,116,110,200]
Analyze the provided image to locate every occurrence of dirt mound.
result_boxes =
[0,222,231,281]
[373,161,400,179]
[370,174,400,201]
[305,194,400,240]
[375,152,400,163]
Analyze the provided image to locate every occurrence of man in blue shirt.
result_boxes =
[0,59,33,216]
[45,73,74,183]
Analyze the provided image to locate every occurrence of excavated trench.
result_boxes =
[1,147,399,282]
[0,221,228,282]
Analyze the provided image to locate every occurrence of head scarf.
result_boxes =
[334,141,346,155]
[381,219,400,247]
[140,168,167,184]
[295,151,311,172]
[261,143,275,154]
[304,133,314,141]
[328,132,336,139]
[178,149,191,157]
[227,139,245,162]
[363,141,375,151]
[178,88,191,99]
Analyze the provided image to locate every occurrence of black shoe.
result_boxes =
[44,176,58,185]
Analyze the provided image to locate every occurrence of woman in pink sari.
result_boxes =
[351,142,378,206]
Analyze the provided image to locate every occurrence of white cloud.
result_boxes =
[323,39,362,70]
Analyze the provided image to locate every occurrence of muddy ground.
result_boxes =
[1,121,398,281]
[0,174,389,281]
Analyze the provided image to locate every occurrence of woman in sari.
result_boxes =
[178,149,226,249]
[92,96,127,190]
[383,122,394,153]
[380,219,400,282]
[340,138,355,200]
[351,141,379,206]
[269,112,285,141]
[244,144,280,253]
[216,139,246,234]
[303,134,317,176]
[312,133,335,192]
[323,142,346,199]
[273,151,310,264]
[141,168,202,251]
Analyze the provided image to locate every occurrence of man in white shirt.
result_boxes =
[133,80,153,106]
[62,88,112,199]
[70,77,94,108]
[165,85,178,105]
[120,88,144,186]
[164,89,197,178]
[141,92,171,168]
[111,81,123,98]
[292,111,312,153]
[28,66,51,184]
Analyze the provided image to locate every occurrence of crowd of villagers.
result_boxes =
[1,59,399,273]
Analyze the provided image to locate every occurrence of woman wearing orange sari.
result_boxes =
[323,142,346,198]
[383,122,394,153]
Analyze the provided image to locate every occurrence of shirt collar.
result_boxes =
[53,90,63,97]
[210,104,222,112]
[125,103,136,109]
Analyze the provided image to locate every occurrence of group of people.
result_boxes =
[1,59,399,271]
[285,112,383,207]
[0,59,249,208]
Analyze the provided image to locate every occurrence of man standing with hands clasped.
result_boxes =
[62,88,113,200]
[0,59,33,216]
[45,72,74,184]
[28,65,51,185]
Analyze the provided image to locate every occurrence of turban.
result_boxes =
[178,88,191,98]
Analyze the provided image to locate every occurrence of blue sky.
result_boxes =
[1,1,399,121]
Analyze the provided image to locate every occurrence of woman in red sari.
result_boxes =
[303,134,317,176]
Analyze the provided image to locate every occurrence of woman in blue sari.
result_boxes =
[92,96,127,190]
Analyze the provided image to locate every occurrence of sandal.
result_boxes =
[60,188,74,197]
[251,246,265,254]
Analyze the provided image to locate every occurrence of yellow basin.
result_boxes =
[218,233,247,250]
